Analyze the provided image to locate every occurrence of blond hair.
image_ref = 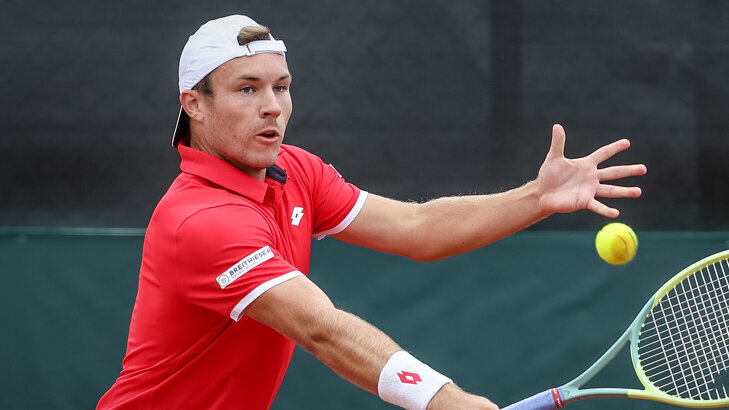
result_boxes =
[237,25,271,45]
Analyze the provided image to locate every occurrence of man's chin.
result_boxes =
[255,153,281,170]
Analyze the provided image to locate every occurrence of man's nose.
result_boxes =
[260,89,282,117]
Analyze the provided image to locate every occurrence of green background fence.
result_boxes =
[1,228,728,409]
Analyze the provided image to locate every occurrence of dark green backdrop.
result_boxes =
[1,228,727,409]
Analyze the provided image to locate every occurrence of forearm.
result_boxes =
[301,307,402,395]
[303,309,484,409]
[247,277,396,393]
[247,274,495,409]
[409,180,546,261]
[336,181,547,262]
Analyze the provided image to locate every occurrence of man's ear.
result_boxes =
[180,90,206,122]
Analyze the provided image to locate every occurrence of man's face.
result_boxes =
[194,53,292,179]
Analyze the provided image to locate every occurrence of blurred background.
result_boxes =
[2,0,728,409]
[3,0,728,230]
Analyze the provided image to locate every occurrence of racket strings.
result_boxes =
[640,284,729,355]
[640,274,729,361]
[649,263,729,399]
[637,258,729,401]
[639,260,729,399]
[641,284,729,398]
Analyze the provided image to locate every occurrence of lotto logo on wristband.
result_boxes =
[398,371,422,385]
[379,352,452,410]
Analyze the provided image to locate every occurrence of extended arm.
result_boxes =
[334,124,647,261]
[245,275,496,409]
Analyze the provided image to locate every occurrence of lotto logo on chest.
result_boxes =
[290,206,304,226]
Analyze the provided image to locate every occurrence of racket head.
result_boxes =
[630,249,729,407]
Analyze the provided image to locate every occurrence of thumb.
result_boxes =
[548,124,566,159]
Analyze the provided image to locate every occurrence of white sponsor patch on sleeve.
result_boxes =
[216,246,274,289]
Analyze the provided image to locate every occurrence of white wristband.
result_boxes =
[377,351,452,410]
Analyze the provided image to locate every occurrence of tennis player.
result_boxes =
[97,15,647,410]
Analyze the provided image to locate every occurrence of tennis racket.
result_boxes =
[503,249,729,409]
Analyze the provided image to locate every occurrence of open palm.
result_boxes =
[536,124,647,218]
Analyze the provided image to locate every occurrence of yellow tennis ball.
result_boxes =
[595,222,638,265]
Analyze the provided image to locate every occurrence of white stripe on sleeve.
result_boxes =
[229,270,304,321]
[313,190,368,240]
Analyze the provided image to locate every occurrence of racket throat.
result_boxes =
[561,322,643,403]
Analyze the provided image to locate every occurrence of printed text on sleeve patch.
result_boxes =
[216,246,274,289]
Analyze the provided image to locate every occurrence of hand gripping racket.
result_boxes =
[504,249,729,409]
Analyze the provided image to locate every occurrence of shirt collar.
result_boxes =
[178,144,285,203]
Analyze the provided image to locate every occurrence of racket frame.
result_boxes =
[560,249,729,408]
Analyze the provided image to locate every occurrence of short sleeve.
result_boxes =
[174,205,303,321]
[284,147,367,239]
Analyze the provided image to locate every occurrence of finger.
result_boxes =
[597,164,648,181]
[596,184,643,198]
[587,199,620,218]
[548,124,566,159]
[588,138,631,163]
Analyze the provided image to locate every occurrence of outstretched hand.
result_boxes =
[536,124,647,218]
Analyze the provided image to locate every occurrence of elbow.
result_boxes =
[413,254,445,263]
[396,206,454,262]
[294,307,339,357]
[299,327,330,358]
[408,252,448,263]
[395,227,454,262]
[402,245,450,263]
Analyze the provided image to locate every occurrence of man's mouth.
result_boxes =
[258,129,280,139]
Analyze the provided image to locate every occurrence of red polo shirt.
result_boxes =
[97,144,366,409]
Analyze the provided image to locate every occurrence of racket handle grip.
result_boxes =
[502,388,566,410]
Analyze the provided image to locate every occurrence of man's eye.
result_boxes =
[241,86,254,93]
[274,85,288,92]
